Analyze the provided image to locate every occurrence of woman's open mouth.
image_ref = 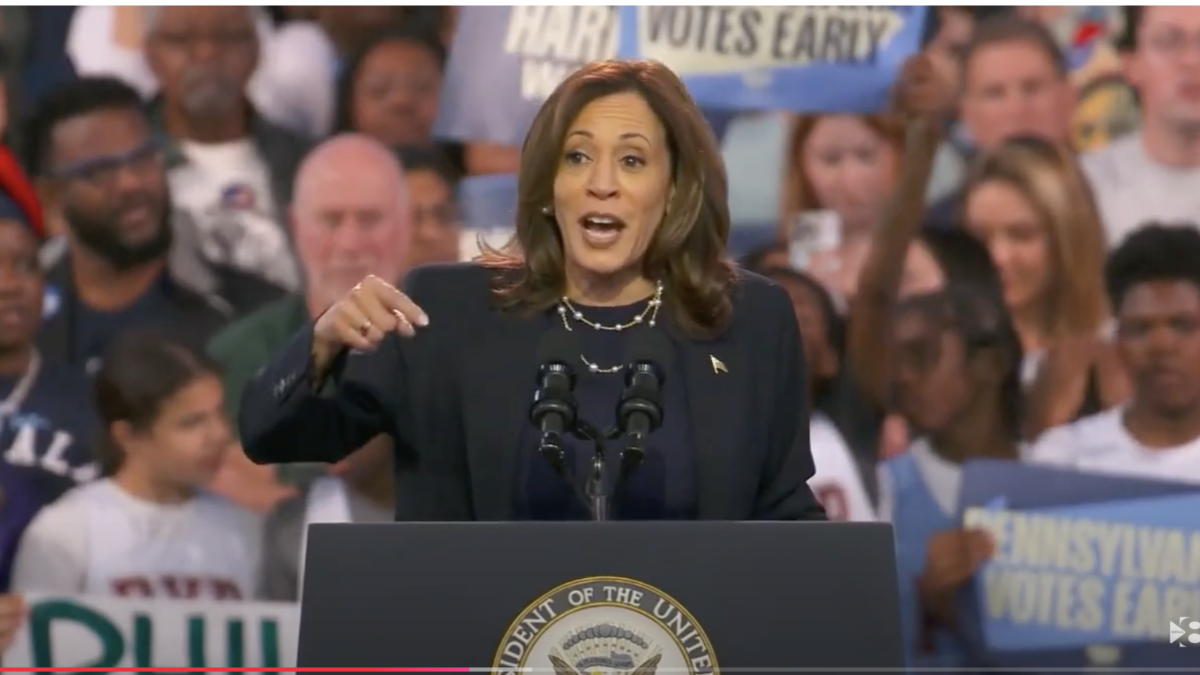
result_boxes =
[579,213,627,248]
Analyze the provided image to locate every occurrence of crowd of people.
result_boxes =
[0,4,1190,669]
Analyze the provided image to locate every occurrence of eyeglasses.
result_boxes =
[48,139,164,189]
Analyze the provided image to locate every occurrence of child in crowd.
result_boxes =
[10,332,261,599]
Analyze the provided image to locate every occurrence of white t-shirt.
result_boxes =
[168,139,300,291]
[808,414,876,522]
[11,479,263,600]
[297,476,352,596]
[1081,132,1200,247]
[1029,405,1200,485]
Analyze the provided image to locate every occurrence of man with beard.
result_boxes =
[26,76,284,373]
[207,134,413,512]
[144,6,311,293]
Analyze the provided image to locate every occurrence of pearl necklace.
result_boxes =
[556,281,664,374]
[557,280,664,332]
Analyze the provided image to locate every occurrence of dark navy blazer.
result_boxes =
[238,263,826,522]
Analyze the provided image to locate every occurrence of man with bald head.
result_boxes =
[145,5,311,292]
[207,134,412,516]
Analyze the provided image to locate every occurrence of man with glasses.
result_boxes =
[1083,7,1200,247]
[207,134,414,513]
[26,76,284,373]
[144,5,311,294]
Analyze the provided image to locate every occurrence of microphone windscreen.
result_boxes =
[535,327,580,366]
[626,328,675,367]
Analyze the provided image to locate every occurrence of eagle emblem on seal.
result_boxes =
[547,622,663,675]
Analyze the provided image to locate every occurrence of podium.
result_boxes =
[297,521,905,670]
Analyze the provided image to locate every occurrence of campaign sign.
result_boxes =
[6,593,299,668]
[958,459,1200,670]
[435,7,617,147]
[616,6,927,112]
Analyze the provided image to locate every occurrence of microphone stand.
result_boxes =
[574,420,609,522]
[620,430,646,481]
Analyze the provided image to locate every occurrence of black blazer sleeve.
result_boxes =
[238,275,423,466]
[753,283,827,521]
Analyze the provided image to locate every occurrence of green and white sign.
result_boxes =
[5,593,299,669]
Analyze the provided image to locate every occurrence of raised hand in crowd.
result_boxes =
[311,275,430,373]
[848,54,957,410]
[891,53,958,126]
[916,529,994,627]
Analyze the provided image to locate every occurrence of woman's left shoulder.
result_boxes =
[728,269,793,325]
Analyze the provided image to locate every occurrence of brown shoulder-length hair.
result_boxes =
[960,136,1110,340]
[778,113,906,239]
[476,59,737,340]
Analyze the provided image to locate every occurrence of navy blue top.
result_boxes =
[70,271,173,374]
[516,302,697,521]
[0,359,98,485]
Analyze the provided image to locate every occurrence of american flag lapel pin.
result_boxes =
[710,355,727,374]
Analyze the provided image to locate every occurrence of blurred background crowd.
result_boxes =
[0,3,1196,668]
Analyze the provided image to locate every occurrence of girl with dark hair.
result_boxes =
[11,331,261,599]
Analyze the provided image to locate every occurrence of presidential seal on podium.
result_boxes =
[493,576,718,675]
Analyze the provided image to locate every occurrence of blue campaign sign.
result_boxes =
[434,6,617,147]
[957,459,1200,670]
[616,6,927,113]
[458,173,519,232]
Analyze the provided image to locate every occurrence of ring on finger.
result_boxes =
[358,320,373,337]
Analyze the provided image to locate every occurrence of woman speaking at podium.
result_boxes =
[239,60,826,523]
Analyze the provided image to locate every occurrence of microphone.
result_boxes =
[616,329,673,477]
[529,330,580,475]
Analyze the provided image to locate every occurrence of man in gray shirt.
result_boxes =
[1083,7,1200,247]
